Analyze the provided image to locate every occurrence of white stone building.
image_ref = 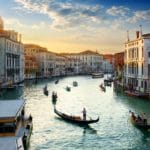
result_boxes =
[24,44,57,78]
[62,50,103,74]
[65,57,82,75]
[53,54,66,76]
[0,16,24,84]
[124,31,150,93]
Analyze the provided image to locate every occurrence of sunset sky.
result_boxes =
[0,0,150,54]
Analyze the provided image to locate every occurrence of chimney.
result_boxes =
[136,31,140,39]
[127,30,130,41]
[139,25,143,37]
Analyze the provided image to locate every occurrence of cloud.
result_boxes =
[127,10,150,23]
[4,18,27,28]
[106,6,129,16]
[14,0,150,32]
[14,0,106,29]
[4,17,47,30]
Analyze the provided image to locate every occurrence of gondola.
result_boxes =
[55,80,59,84]
[54,107,99,125]
[130,113,150,130]
[73,81,78,87]
[43,85,48,96]
[99,84,106,92]
[66,86,71,91]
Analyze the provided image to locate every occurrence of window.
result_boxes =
[142,63,144,75]
[137,48,139,58]
[148,52,150,57]
[141,81,143,88]
[148,64,150,76]
[142,47,144,57]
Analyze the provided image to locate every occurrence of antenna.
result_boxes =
[139,25,143,36]
[127,30,130,41]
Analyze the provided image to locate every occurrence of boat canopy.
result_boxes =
[0,100,25,122]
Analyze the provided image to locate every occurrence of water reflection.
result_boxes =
[114,91,150,114]
[83,126,97,135]
[1,76,150,149]
[0,86,24,100]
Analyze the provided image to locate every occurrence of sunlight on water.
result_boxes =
[1,75,150,150]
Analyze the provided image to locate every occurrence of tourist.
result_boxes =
[131,112,136,120]
[137,115,142,122]
[142,113,147,125]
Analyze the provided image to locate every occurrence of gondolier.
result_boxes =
[82,108,86,121]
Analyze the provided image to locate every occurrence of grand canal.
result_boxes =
[1,75,150,150]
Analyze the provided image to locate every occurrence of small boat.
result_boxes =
[54,107,99,125]
[0,100,33,150]
[99,84,106,92]
[104,78,113,82]
[43,85,49,96]
[66,86,71,92]
[73,81,78,87]
[104,81,111,87]
[55,80,59,84]
[130,111,150,130]
[125,90,149,99]
[92,72,104,78]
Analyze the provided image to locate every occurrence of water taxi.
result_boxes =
[92,72,104,78]
[125,90,149,99]
[0,100,33,150]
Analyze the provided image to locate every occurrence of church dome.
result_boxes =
[0,16,4,30]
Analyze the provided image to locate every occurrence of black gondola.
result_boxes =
[73,81,78,87]
[43,85,49,96]
[99,84,106,92]
[54,107,99,125]
[66,86,71,92]
[55,80,59,84]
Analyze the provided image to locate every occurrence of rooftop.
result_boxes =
[0,100,25,119]
[0,137,24,150]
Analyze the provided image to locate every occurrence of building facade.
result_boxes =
[124,31,150,93]
[114,52,124,80]
[0,16,24,85]
[62,50,103,74]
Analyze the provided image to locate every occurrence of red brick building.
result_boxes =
[114,52,124,71]
[103,54,114,64]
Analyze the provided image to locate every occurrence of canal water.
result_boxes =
[1,75,150,150]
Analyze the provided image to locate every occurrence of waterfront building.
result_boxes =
[24,48,38,79]
[0,16,24,85]
[62,50,103,74]
[124,31,150,93]
[0,100,33,150]
[65,57,82,75]
[114,52,124,80]
[103,54,114,65]
[54,54,66,76]
[25,44,57,78]
[79,50,103,74]
[102,59,113,73]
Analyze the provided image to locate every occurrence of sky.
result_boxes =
[0,0,150,54]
